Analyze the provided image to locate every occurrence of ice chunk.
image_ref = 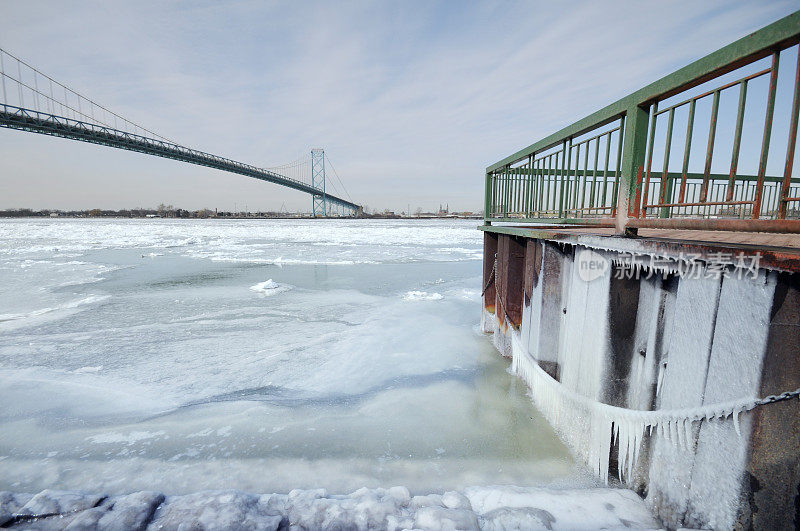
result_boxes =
[0,485,663,529]
[0,492,33,526]
[441,491,471,510]
[64,491,164,529]
[249,279,292,296]
[150,490,283,530]
[413,506,480,530]
[16,489,105,516]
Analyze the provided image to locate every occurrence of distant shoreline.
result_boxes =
[0,212,483,220]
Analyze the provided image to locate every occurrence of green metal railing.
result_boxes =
[485,10,800,233]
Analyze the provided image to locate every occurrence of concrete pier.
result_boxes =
[481,225,800,530]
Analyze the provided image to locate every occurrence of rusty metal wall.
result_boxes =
[482,231,800,529]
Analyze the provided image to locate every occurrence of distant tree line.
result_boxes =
[0,207,296,218]
[1,206,482,219]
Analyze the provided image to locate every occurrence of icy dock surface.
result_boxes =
[0,219,591,495]
[0,485,660,529]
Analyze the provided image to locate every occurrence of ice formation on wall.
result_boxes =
[557,248,609,402]
[508,332,764,484]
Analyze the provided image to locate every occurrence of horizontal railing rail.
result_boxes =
[485,10,800,233]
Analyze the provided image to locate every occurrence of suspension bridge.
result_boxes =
[0,48,361,217]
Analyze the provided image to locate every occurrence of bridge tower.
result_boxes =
[311,148,326,217]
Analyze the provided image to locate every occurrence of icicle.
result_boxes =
[616,421,625,482]
[632,417,642,471]
[600,415,611,485]
[672,418,681,447]
[656,361,666,397]
[625,419,635,481]
[682,418,691,450]
[683,418,693,451]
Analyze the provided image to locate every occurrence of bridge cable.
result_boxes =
[0,47,175,143]
[324,154,354,202]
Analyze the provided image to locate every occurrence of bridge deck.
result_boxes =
[481,224,800,273]
[0,105,360,212]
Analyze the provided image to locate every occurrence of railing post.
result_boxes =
[503,166,510,218]
[484,171,493,224]
[616,104,650,236]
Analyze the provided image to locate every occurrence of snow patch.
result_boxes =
[86,430,165,445]
[71,365,103,374]
[0,294,109,323]
[186,428,214,439]
[402,291,443,301]
[465,485,659,529]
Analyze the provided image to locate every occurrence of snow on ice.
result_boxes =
[0,485,661,530]
[402,291,444,301]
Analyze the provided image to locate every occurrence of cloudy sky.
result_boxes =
[0,0,796,213]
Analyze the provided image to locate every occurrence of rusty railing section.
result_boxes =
[485,11,800,233]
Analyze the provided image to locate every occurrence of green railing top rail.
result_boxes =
[485,10,800,233]
[486,10,799,172]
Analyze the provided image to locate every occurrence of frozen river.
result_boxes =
[0,218,587,495]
